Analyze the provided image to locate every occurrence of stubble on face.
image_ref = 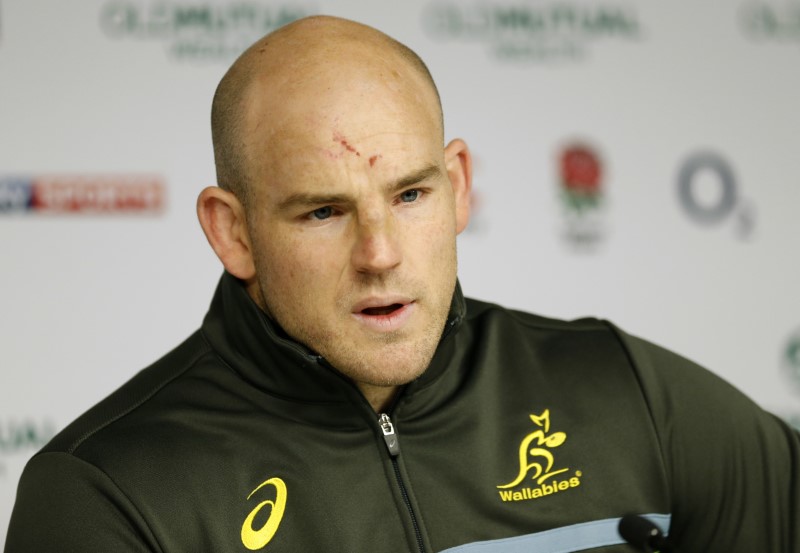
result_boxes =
[237,17,459,393]
[245,157,458,391]
[257,263,456,388]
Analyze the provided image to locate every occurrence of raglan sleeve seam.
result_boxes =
[67,345,212,455]
[21,451,165,552]
[600,320,673,503]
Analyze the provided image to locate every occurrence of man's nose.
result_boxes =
[350,207,402,274]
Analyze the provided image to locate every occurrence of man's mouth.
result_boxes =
[351,298,416,332]
[361,304,404,316]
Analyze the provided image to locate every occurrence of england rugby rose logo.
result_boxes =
[560,144,602,211]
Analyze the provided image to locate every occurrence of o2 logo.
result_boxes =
[676,151,756,239]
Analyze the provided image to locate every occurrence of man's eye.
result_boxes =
[400,189,419,203]
[311,206,333,220]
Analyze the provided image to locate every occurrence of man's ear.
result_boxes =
[444,138,473,234]
[196,186,256,280]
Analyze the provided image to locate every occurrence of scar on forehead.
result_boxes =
[368,155,382,167]
[332,130,361,157]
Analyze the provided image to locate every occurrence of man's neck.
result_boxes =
[358,383,399,413]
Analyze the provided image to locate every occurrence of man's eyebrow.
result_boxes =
[276,192,351,212]
[276,163,443,212]
[389,163,442,193]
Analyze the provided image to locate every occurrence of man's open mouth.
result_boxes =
[361,304,404,316]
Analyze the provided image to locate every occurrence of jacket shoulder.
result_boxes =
[463,296,608,333]
[41,330,212,456]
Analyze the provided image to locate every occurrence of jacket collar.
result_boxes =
[201,272,466,421]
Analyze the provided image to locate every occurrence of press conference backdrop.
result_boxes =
[2,0,800,540]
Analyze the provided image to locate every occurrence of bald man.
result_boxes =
[6,16,800,553]
[198,16,470,414]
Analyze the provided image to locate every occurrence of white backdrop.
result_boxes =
[2,0,800,541]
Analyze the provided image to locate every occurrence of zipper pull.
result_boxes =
[378,413,401,457]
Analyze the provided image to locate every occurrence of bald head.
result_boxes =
[210,16,443,209]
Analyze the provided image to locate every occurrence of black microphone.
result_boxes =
[618,514,672,553]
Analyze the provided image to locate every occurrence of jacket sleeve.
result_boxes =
[4,452,161,553]
[614,328,800,553]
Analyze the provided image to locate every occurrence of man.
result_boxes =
[5,15,799,553]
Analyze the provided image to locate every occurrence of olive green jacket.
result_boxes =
[5,273,799,552]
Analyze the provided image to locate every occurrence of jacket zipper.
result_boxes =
[378,413,426,553]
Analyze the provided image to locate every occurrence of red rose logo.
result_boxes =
[559,143,603,212]
[561,145,601,192]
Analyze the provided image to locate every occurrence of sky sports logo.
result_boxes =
[0,175,166,214]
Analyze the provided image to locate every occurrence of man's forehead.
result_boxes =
[245,103,444,209]
[240,64,442,175]
[256,125,443,191]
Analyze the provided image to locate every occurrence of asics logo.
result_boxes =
[241,477,287,550]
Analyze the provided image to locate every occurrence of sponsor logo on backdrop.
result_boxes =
[676,151,756,239]
[556,141,606,249]
[99,1,311,61]
[740,1,800,41]
[0,418,56,478]
[422,2,642,62]
[0,175,166,214]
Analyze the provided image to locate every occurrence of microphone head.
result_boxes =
[618,514,668,552]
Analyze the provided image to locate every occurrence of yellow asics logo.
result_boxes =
[241,477,287,550]
[498,409,569,489]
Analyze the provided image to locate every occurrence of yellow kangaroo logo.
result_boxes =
[498,409,568,489]
[241,477,287,550]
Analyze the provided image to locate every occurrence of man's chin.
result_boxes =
[359,366,429,388]
[330,348,434,389]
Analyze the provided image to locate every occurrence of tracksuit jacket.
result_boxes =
[5,272,800,552]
